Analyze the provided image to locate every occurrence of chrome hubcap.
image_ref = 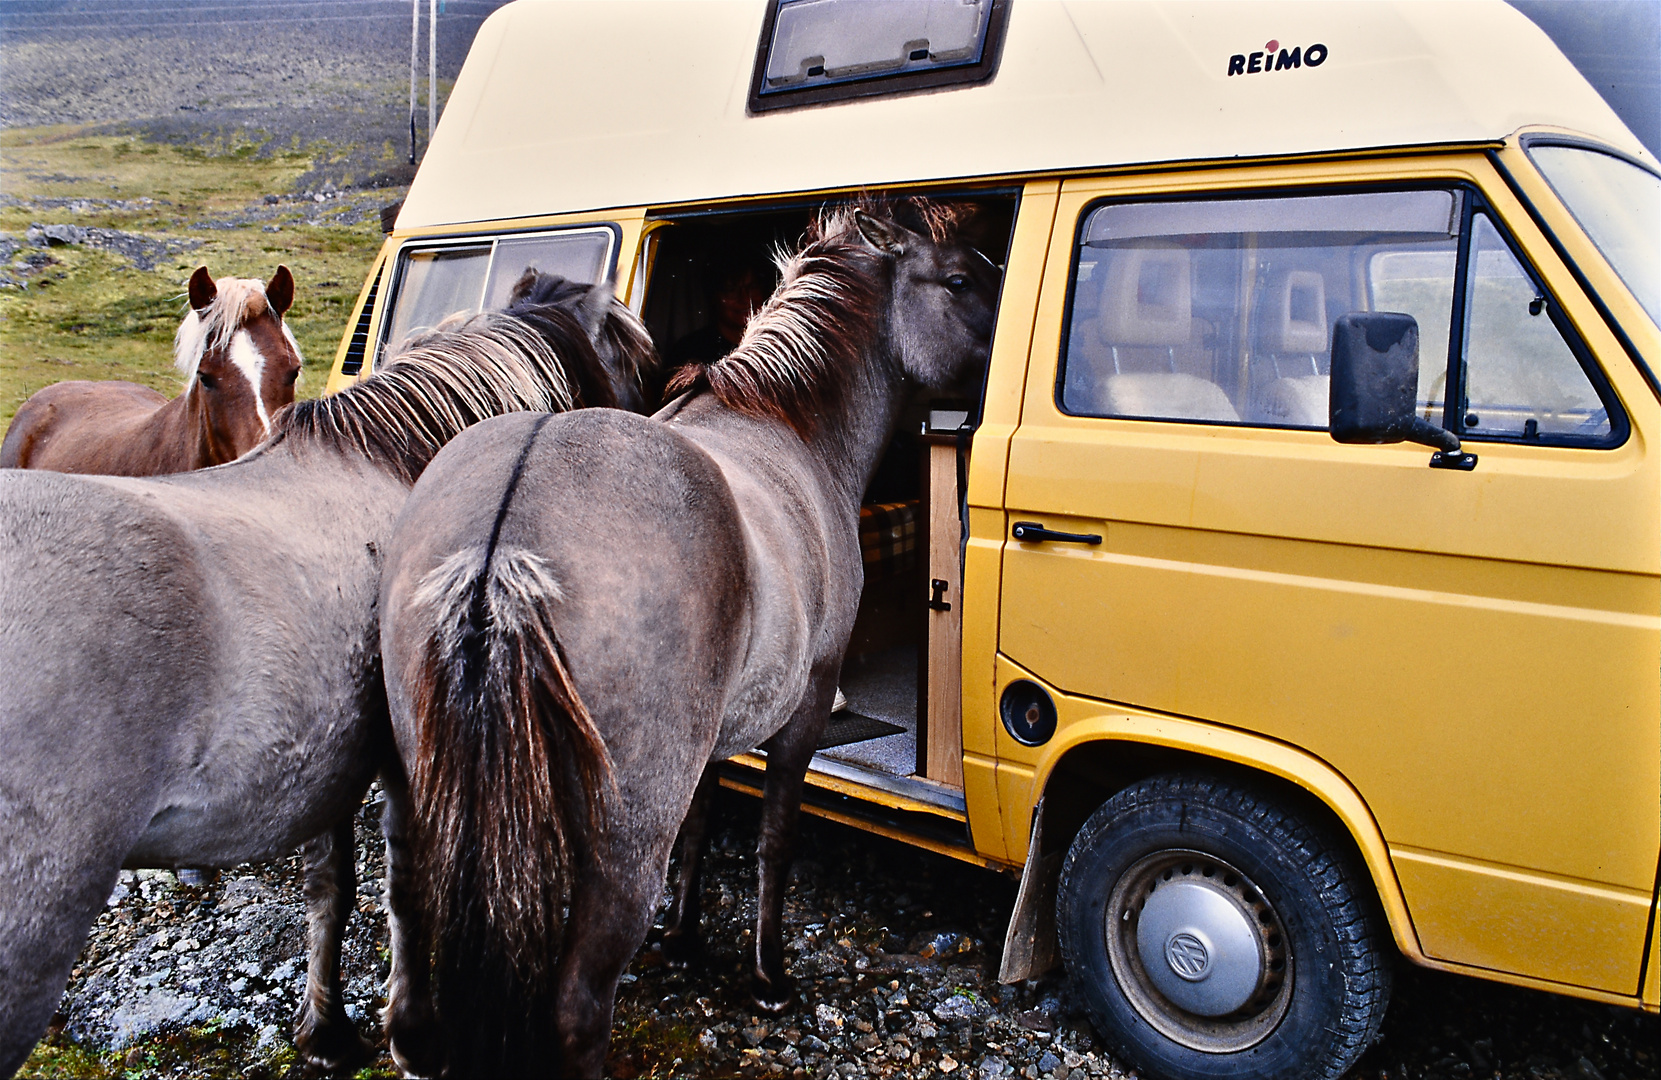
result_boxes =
[1105,849,1292,1052]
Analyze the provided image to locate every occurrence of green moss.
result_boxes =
[607,1014,706,1079]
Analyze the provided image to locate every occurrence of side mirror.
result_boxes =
[1329,312,1467,463]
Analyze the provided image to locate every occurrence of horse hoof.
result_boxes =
[292,1009,377,1078]
[660,929,703,969]
[389,1011,446,1079]
[751,974,797,1014]
[287,1032,376,1079]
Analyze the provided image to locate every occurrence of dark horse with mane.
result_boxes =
[378,198,1000,1077]
[0,272,659,1078]
[1,267,303,474]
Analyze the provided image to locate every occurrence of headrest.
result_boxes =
[1263,270,1328,354]
[1095,245,1192,347]
[1104,372,1239,422]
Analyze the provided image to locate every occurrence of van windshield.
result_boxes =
[1527,144,1661,326]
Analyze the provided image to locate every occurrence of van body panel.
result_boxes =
[396,1,1648,231]
[1645,897,1661,1008]
[1391,847,1650,993]
[996,159,1659,991]
[962,753,1008,864]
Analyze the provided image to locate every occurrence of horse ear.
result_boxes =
[188,266,217,313]
[266,266,294,317]
[576,274,614,343]
[854,210,906,256]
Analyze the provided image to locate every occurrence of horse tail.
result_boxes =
[405,542,613,1075]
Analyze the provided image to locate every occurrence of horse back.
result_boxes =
[384,409,752,759]
[0,379,184,474]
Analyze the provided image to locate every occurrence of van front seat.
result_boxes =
[1065,244,1238,422]
[1248,269,1330,427]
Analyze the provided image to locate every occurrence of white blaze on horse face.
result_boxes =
[228,329,272,432]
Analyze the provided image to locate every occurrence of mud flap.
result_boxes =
[998,796,1063,983]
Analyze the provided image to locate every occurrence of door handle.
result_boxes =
[1012,521,1102,545]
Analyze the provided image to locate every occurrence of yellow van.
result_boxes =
[325,3,1660,1076]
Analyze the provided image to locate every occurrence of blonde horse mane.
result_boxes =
[268,312,578,484]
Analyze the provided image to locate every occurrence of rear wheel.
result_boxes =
[1056,773,1391,1080]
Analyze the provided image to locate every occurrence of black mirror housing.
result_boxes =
[1328,312,1460,453]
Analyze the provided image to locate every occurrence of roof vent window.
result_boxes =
[750,0,1006,113]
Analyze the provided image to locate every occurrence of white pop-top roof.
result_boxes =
[397,0,1650,231]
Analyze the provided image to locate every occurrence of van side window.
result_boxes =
[1058,190,1623,446]
[1462,213,1611,440]
[380,226,617,359]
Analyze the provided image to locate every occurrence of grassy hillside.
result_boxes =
[0,127,394,427]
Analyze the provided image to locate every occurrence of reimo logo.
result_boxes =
[1228,39,1328,76]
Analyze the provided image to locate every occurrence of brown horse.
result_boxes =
[0,266,302,475]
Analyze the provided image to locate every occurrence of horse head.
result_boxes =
[851,198,1000,394]
[180,265,304,463]
[505,268,660,412]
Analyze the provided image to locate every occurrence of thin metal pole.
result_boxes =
[428,0,438,148]
[408,0,419,163]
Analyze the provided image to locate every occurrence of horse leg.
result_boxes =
[379,766,443,1079]
[750,670,837,1012]
[292,817,376,1076]
[660,765,720,967]
[556,789,697,1080]
[0,856,122,1076]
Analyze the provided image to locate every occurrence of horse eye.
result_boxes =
[945,274,970,294]
[198,374,216,389]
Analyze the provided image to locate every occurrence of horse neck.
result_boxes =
[132,385,220,472]
[806,349,911,508]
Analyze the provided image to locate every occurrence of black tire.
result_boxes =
[1056,773,1391,1080]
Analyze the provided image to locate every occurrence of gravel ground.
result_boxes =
[33,786,1658,1080]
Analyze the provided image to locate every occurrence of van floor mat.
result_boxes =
[818,710,906,750]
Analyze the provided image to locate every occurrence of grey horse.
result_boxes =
[377,198,1001,1077]
[0,276,658,1078]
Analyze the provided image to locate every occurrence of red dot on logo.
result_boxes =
[1266,39,1279,52]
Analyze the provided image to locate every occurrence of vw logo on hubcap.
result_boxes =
[1165,932,1211,980]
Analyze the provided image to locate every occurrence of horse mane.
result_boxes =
[173,276,277,382]
[663,196,970,438]
[504,270,659,409]
[266,312,579,484]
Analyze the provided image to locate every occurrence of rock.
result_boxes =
[1038,1050,1061,1075]
[27,223,88,247]
[815,1003,845,1036]
[934,992,988,1023]
[910,929,976,961]
[940,1054,960,1073]
[107,989,208,1048]
[977,1054,1010,1079]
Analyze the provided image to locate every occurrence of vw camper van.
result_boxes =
[325,3,1660,1076]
